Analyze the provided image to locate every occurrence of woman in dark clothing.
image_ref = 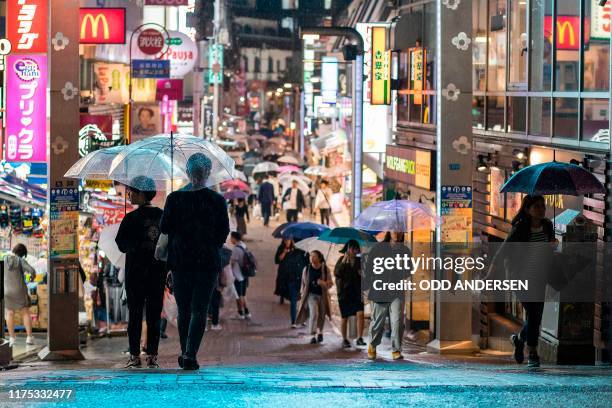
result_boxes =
[233,198,250,237]
[489,195,556,368]
[274,238,307,327]
[334,239,366,348]
[116,176,167,369]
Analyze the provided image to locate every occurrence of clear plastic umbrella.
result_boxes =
[108,133,235,191]
[65,146,125,180]
[277,155,300,165]
[353,199,440,232]
[281,176,310,195]
[252,161,279,174]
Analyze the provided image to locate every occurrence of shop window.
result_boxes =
[529,97,551,137]
[268,57,274,73]
[507,96,526,133]
[472,96,485,129]
[508,0,527,89]
[529,0,552,91]
[472,0,487,91]
[397,51,409,123]
[254,57,261,73]
[554,2,580,91]
[486,96,504,131]
[423,3,436,92]
[583,0,610,91]
[582,98,609,143]
[553,98,579,139]
[487,0,506,91]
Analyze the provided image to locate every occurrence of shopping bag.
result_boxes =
[163,289,178,327]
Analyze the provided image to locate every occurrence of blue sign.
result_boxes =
[50,187,80,216]
[131,59,170,78]
[440,185,472,214]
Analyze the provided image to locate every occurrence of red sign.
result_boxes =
[156,79,184,101]
[138,29,165,55]
[79,8,126,44]
[7,0,48,54]
[145,0,189,5]
[544,15,588,51]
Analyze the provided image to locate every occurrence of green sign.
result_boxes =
[166,37,183,46]
[208,44,224,84]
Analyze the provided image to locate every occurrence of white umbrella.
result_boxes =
[280,173,310,185]
[253,161,279,174]
[98,223,125,270]
[277,155,300,166]
[304,165,325,176]
[281,176,310,195]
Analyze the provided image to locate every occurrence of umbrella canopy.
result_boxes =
[353,199,439,232]
[108,134,235,191]
[280,173,310,185]
[266,137,287,147]
[281,177,310,195]
[65,146,125,180]
[280,222,330,241]
[500,161,606,195]
[278,165,301,174]
[318,227,377,245]
[221,179,250,192]
[304,165,325,176]
[272,222,297,238]
[277,155,300,166]
[234,170,248,182]
[98,223,125,270]
[253,161,279,174]
[263,146,284,158]
[224,189,247,200]
[242,151,261,160]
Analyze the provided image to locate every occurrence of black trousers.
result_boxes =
[286,209,299,223]
[520,302,544,348]
[261,203,272,226]
[172,266,218,359]
[210,289,222,326]
[319,208,330,225]
[127,279,165,356]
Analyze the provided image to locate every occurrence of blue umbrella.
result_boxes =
[318,227,377,245]
[272,222,296,238]
[280,222,330,241]
[500,162,605,196]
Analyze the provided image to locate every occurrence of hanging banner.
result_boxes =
[160,30,197,78]
[208,43,223,84]
[370,26,391,105]
[131,103,162,142]
[5,55,47,162]
[156,79,184,101]
[79,8,126,44]
[7,0,48,54]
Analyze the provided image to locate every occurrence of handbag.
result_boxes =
[155,233,169,262]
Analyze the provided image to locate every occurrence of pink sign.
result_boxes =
[6,54,47,162]
[156,79,184,101]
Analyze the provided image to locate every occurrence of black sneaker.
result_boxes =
[124,355,141,368]
[527,353,540,368]
[342,339,351,349]
[510,334,525,364]
[178,355,184,368]
[309,337,317,344]
[147,355,159,368]
[356,337,366,347]
[317,334,323,343]
[182,357,200,371]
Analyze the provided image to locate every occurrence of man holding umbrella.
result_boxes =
[160,153,230,370]
[282,179,306,223]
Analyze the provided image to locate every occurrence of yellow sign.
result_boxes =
[85,180,113,190]
[371,27,391,105]
[81,13,110,41]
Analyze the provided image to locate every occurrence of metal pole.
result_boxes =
[299,88,305,158]
[351,53,363,220]
[212,0,221,140]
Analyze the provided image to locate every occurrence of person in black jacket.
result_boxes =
[160,153,230,370]
[258,175,275,226]
[274,237,307,327]
[282,180,306,223]
[116,176,167,369]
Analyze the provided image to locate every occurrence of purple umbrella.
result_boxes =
[224,189,247,200]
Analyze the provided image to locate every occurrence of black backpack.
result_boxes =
[238,246,258,277]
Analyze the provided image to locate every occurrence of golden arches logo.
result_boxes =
[81,13,110,40]
[556,20,576,47]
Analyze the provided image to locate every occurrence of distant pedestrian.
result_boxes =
[314,180,333,226]
[282,180,305,223]
[210,246,231,331]
[116,176,167,368]
[334,240,366,348]
[488,195,555,368]
[296,250,333,344]
[230,232,252,319]
[233,197,250,237]
[258,175,275,227]
[3,243,36,348]
[274,237,308,327]
[160,153,230,370]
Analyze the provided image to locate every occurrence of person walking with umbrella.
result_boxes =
[258,175,275,227]
[282,179,306,223]
[232,197,250,237]
[334,239,366,348]
[274,237,308,327]
[160,153,230,370]
[314,180,333,226]
[115,176,167,368]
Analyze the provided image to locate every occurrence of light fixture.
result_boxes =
[513,148,528,160]
[302,34,320,41]
[276,88,284,93]
[284,83,292,89]
[477,154,488,172]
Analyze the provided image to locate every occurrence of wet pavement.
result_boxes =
[1,214,611,407]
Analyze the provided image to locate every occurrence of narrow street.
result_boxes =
[1,217,611,407]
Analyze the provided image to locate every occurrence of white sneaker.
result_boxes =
[234,313,245,320]
[210,324,222,331]
[245,313,252,320]
[8,337,16,347]
[25,336,35,345]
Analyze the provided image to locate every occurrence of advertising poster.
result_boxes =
[131,103,162,142]
[5,54,47,162]
[7,0,48,54]
[441,186,473,243]
[93,62,128,104]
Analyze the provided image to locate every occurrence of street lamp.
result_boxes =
[299,27,364,219]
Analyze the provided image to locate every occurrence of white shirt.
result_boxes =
[288,188,298,210]
[315,187,332,209]
[231,241,247,282]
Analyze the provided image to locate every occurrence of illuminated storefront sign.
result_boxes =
[321,56,338,104]
[384,145,435,190]
[544,16,588,50]
[371,26,391,105]
[7,0,48,54]
[208,43,224,84]
[79,8,126,44]
[5,54,47,162]
[160,31,197,78]
[591,0,611,40]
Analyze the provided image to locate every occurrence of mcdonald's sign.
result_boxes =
[544,16,588,51]
[79,8,126,44]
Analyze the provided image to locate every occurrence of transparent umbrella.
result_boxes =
[252,161,279,174]
[65,146,125,180]
[108,133,235,191]
[353,199,440,232]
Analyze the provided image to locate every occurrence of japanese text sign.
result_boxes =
[79,8,126,44]
[6,54,47,162]
[7,0,48,54]
[371,26,391,105]
[132,59,170,78]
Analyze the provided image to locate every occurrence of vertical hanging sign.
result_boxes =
[5,54,48,162]
[7,0,49,54]
[370,26,391,105]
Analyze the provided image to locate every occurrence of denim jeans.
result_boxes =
[288,281,300,324]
